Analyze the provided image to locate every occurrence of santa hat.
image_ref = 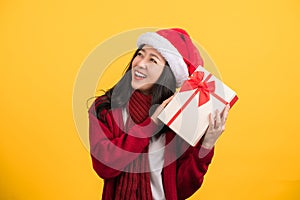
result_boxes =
[137,28,203,87]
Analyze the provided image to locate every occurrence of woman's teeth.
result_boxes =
[135,71,146,78]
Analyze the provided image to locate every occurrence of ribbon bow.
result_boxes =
[180,71,215,106]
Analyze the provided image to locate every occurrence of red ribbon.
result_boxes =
[180,71,215,106]
[166,71,228,127]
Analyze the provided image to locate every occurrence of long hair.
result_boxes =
[95,45,176,120]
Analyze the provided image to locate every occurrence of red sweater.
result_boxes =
[89,103,214,200]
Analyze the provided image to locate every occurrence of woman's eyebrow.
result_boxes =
[140,49,161,61]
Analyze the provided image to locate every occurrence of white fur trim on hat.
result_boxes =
[137,32,189,87]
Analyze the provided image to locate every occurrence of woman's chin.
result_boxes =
[131,83,152,94]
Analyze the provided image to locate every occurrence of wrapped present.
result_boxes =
[158,66,238,146]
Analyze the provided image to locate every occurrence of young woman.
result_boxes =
[88,28,230,200]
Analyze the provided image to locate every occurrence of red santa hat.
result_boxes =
[137,28,203,87]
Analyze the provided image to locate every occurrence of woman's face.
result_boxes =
[131,45,166,94]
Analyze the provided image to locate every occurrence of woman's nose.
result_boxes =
[136,57,147,68]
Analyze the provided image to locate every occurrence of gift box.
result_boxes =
[158,66,238,146]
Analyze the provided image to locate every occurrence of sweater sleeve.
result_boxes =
[176,139,214,199]
[89,104,158,179]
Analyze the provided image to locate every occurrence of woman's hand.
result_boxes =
[201,104,230,149]
[151,95,174,125]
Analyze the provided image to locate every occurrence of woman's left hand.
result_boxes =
[201,104,230,149]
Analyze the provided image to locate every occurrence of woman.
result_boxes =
[88,28,230,200]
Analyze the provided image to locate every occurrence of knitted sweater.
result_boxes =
[88,101,214,200]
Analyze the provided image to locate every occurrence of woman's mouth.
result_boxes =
[134,70,147,79]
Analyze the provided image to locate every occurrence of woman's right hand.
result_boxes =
[151,95,174,125]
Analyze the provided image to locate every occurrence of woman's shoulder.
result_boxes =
[94,95,110,107]
[88,95,110,117]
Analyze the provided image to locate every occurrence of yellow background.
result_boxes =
[1,0,299,199]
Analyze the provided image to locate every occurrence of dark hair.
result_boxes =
[95,44,176,119]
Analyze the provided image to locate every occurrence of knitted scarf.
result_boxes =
[114,90,153,200]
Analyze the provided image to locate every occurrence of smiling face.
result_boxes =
[131,45,166,94]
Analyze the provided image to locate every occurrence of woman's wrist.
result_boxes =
[201,142,215,150]
[150,116,159,125]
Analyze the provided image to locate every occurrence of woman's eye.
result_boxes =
[150,58,157,64]
[137,52,144,57]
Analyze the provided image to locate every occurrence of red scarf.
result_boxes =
[114,90,153,200]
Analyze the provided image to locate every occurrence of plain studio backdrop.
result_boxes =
[0,0,299,199]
